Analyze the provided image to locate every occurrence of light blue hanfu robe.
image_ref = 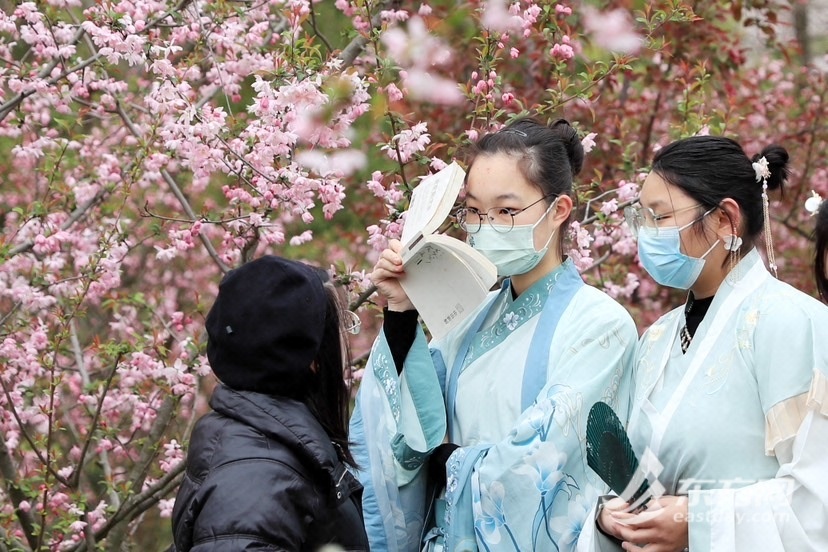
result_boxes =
[351,259,639,552]
[579,249,828,552]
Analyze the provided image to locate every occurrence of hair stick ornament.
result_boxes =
[753,156,777,278]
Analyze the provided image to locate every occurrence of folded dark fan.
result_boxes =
[586,401,649,505]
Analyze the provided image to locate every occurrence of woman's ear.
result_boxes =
[714,198,743,240]
[551,195,573,225]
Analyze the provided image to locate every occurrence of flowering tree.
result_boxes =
[0,0,825,549]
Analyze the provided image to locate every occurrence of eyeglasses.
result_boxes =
[343,310,361,335]
[455,194,557,234]
[623,202,705,238]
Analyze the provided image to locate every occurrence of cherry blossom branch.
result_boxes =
[582,250,612,274]
[0,0,194,124]
[0,526,23,552]
[141,202,253,225]
[349,283,378,312]
[69,320,121,508]
[6,188,109,259]
[0,376,70,487]
[337,0,399,69]
[66,462,185,552]
[0,301,23,330]
[145,0,194,30]
[308,3,334,54]
[0,27,86,123]
[122,394,179,501]
[114,101,230,274]
[97,393,179,551]
[0,431,38,550]
[70,353,123,490]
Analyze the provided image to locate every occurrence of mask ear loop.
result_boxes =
[531,197,561,253]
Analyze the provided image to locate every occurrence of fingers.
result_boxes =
[369,244,415,311]
[370,248,405,284]
[388,238,403,253]
[603,497,630,513]
[612,507,663,528]
[614,523,657,544]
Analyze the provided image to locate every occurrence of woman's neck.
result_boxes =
[510,251,563,296]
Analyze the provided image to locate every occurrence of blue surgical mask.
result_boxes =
[636,209,719,290]
[469,202,557,277]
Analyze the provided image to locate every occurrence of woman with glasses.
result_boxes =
[351,118,639,551]
[586,136,828,552]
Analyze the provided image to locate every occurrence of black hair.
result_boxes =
[305,278,357,468]
[815,199,828,302]
[463,117,584,248]
[651,136,789,248]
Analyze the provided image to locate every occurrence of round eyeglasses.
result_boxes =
[343,310,361,335]
[624,202,705,238]
[455,194,557,234]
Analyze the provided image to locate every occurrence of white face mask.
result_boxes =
[469,201,557,277]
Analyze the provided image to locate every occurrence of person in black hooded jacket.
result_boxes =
[171,255,369,552]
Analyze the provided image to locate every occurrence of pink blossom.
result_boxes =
[550,43,575,60]
[600,198,619,216]
[385,82,404,102]
[157,498,175,518]
[581,132,597,153]
[290,230,314,246]
[481,0,523,32]
[381,121,431,163]
[430,158,448,171]
[582,7,643,54]
[617,180,640,203]
[381,17,453,70]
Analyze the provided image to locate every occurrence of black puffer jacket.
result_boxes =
[172,385,369,551]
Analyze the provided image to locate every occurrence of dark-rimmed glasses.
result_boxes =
[455,194,557,234]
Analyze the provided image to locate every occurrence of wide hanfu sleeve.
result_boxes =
[350,324,448,552]
[686,293,828,551]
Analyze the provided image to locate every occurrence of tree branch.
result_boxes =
[6,188,108,259]
[70,352,123,489]
[68,462,185,552]
[0,430,38,550]
[336,0,399,70]
[114,101,230,274]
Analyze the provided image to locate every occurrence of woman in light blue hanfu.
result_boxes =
[350,118,639,552]
[584,137,828,552]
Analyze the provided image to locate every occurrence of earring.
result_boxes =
[723,234,742,252]
[723,234,743,284]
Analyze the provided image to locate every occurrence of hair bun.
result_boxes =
[551,118,584,176]
[753,145,789,192]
